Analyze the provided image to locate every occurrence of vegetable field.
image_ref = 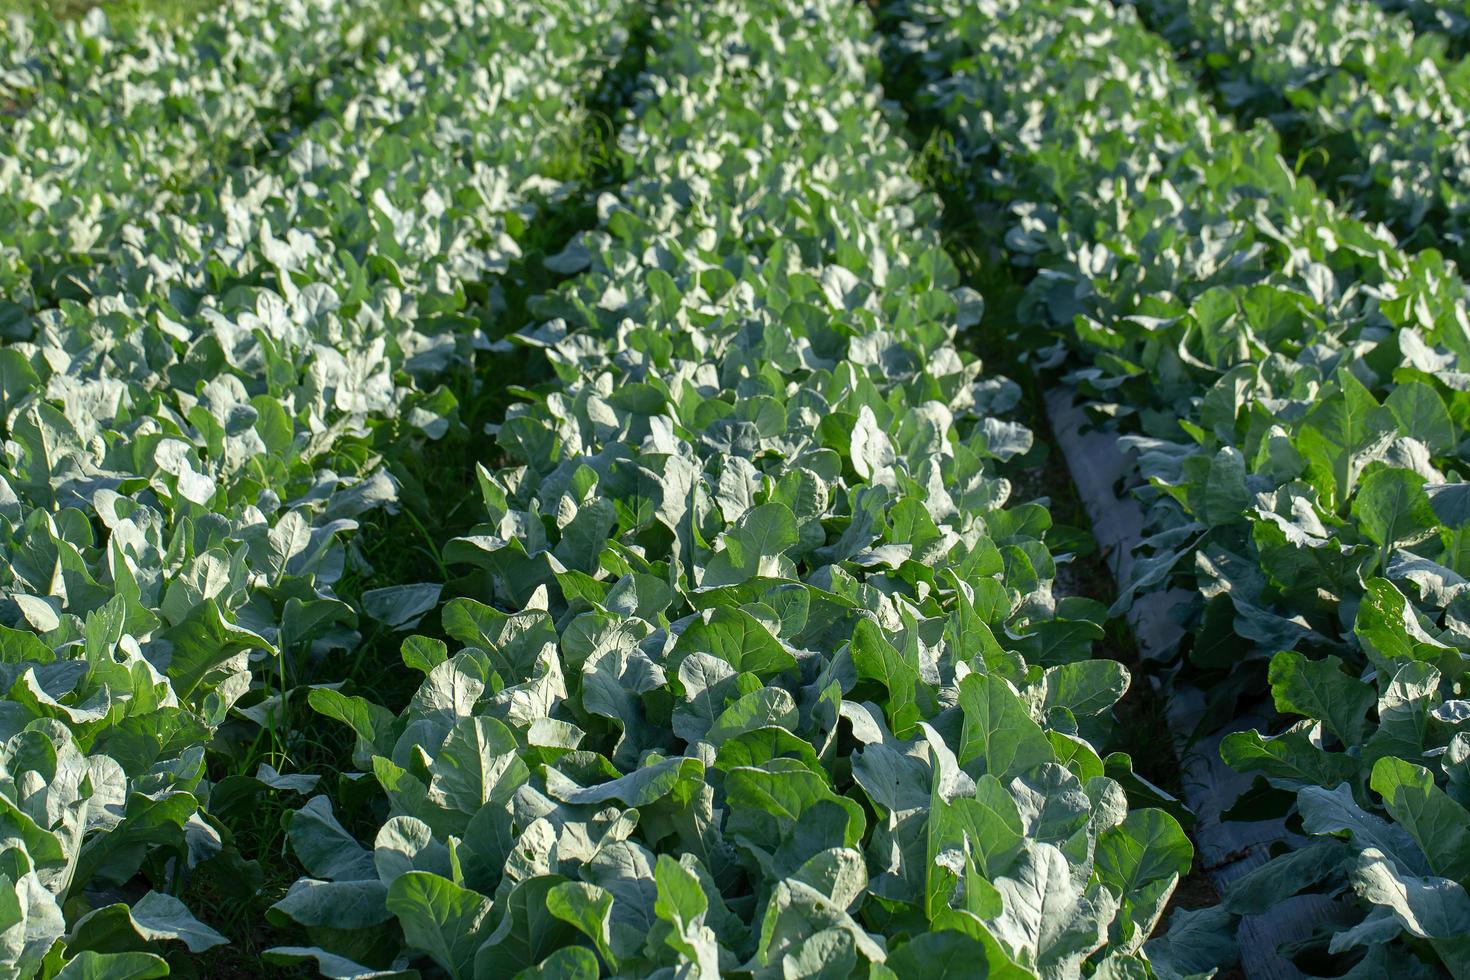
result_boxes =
[1,0,1467,976]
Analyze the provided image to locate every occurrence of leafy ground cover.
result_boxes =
[888,0,1470,972]
[0,0,209,23]
[5,0,1469,975]
[0,0,634,974]
[0,0,406,329]
[1375,0,1470,52]
[259,0,1198,975]
[1133,0,1470,266]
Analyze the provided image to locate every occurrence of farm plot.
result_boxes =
[890,0,1470,973]
[3,0,1469,976]
[1134,0,1470,266]
[261,0,1196,975]
[0,0,634,974]
[0,0,397,329]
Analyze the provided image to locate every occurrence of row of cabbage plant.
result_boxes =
[264,0,1198,976]
[0,0,397,330]
[0,1,632,975]
[1133,0,1470,267]
[893,0,1470,972]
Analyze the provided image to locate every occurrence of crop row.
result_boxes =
[252,0,1200,976]
[894,0,1470,972]
[19,0,626,365]
[1135,0,1470,267]
[0,0,397,330]
[0,0,631,975]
